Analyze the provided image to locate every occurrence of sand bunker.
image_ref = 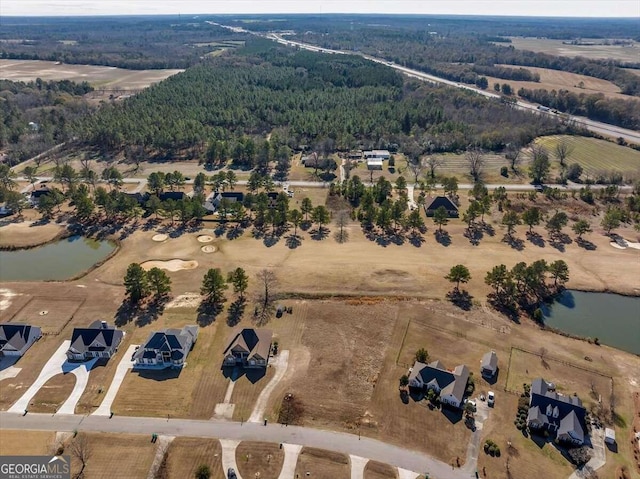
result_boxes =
[152,234,168,242]
[197,235,214,243]
[141,259,198,272]
[201,245,217,253]
[610,238,640,250]
[167,292,202,308]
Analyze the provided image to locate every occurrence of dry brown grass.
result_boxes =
[231,367,276,421]
[0,59,182,90]
[364,460,399,479]
[0,430,56,455]
[295,447,350,479]
[28,372,76,413]
[505,347,613,412]
[236,441,285,479]
[76,433,156,479]
[0,221,66,248]
[507,37,640,63]
[164,437,225,479]
[10,297,85,334]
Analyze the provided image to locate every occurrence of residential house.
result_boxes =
[223,328,272,368]
[133,325,198,369]
[204,191,244,214]
[158,191,185,202]
[66,320,124,361]
[424,196,459,218]
[408,360,470,408]
[527,378,587,445]
[29,187,51,205]
[364,150,391,160]
[266,192,279,208]
[480,350,498,378]
[123,192,149,205]
[0,324,42,357]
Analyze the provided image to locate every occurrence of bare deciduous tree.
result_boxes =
[406,158,424,184]
[425,156,442,179]
[554,139,574,167]
[69,433,92,479]
[79,153,92,172]
[255,269,278,325]
[465,148,485,182]
[505,142,523,171]
[334,210,350,244]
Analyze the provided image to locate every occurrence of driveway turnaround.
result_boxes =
[93,344,138,416]
[8,341,70,414]
[0,412,468,478]
[56,357,99,415]
[248,350,289,423]
[220,439,242,479]
[350,455,369,479]
[278,443,302,479]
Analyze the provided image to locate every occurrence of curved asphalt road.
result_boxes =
[0,412,470,479]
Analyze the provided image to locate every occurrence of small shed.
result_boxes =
[604,428,616,445]
[480,350,498,378]
[366,158,383,170]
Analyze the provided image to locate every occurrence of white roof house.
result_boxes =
[364,150,390,159]
[367,158,384,170]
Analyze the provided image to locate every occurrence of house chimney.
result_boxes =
[101,321,108,329]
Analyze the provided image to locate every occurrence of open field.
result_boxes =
[77,433,156,479]
[0,59,183,90]
[236,441,285,479]
[10,297,85,335]
[507,37,640,63]
[164,437,225,479]
[0,430,56,455]
[505,347,613,412]
[364,461,399,479]
[28,372,76,413]
[294,447,350,479]
[536,135,640,180]
[490,64,628,100]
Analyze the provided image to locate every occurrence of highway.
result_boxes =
[263,33,640,144]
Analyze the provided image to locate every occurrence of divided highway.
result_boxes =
[263,33,640,144]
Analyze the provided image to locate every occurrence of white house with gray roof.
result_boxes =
[133,326,198,369]
[408,359,470,408]
[66,320,123,361]
[0,324,41,357]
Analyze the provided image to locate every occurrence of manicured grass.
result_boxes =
[78,433,156,479]
[11,297,85,335]
[28,372,77,413]
[536,135,640,180]
[231,366,275,422]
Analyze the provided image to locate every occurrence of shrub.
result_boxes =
[566,163,583,181]
[500,166,509,177]
[567,446,592,466]
[195,465,211,479]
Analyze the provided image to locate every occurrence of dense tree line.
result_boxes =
[0,79,92,164]
[0,18,247,69]
[74,45,562,156]
[517,88,640,130]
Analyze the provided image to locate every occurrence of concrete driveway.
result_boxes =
[93,344,138,416]
[248,350,289,423]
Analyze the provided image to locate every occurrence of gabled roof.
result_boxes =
[424,196,458,212]
[68,321,123,355]
[134,325,198,362]
[558,410,584,443]
[408,360,469,402]
[0,324,39,352]
[481,350,498,371]
[527,405,549,426]
[223,328,272,362]
[530,378,587,437]
[441,364,469,402]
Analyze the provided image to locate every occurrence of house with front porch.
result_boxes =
[66,320,123,361]
[133,325,198,369]
[408,359,470,408]
[223,328,272,369]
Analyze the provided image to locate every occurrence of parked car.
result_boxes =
[227,468,237,479]
[487,391,495,407]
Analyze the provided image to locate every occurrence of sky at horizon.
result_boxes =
[2,0,640,18]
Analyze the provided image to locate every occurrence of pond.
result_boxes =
[0,236,116,281]
[541,290,640,355]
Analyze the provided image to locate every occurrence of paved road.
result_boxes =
[264,33,640,144]
[0,412,470,479]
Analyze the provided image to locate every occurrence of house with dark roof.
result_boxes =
[223,328,272,369]
[133,325,198,369]
[424,196,459,218]
[527,378,587,445]
[123,191,149,205]
[266,192,279,209]
[408,359,470,408]
[204,192,245,214]
[66,320,124,361]
[29,187,51,205]
[0,324,42,357]
[480,350,498,378]
[158,191,185,202]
